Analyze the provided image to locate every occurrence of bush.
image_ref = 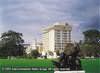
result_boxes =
[31,50,39,58]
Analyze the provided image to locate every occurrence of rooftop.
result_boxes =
[43,22,72,33]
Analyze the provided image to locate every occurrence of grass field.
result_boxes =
[81,58,100,73]
[0,59,54,73]
[0,58,100,73]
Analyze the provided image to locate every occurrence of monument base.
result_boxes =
[54,71,85,73]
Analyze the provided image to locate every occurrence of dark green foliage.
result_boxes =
[0,30,25,57]
[31,50,39,58]
[81,29,100,57]
[83,29,100,44]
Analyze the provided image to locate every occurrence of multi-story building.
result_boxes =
[25,40,43,54]
[25,40,37,54]
[42,22,72,57]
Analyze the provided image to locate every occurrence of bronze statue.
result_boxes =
[52,43,82,71]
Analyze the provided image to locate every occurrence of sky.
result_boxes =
[0,0,100,43]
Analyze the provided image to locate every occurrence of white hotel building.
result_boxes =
[42,22,72,57]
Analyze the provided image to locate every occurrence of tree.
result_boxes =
[0,30,25,57]
[81,29,100,57]
[83,29,100,44]
[31,49,39,58]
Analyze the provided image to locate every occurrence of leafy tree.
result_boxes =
[0,30,25,57]
[83,29,100,44]
[81,29,100,57]
[31,49,39,58]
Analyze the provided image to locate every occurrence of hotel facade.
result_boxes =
[42,22,72,57]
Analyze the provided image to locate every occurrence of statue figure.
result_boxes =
[52,43,82,71]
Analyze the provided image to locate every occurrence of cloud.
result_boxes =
[0,0,99,42]
[0,6,4,37]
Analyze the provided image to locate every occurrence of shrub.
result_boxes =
[31,49,39,58]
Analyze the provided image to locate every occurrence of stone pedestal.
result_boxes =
[54,71,85,73]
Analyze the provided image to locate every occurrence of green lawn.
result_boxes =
[0,59,54,67]
[0,58,100,73]
[81,58,100,73]
[0,59,54,73]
